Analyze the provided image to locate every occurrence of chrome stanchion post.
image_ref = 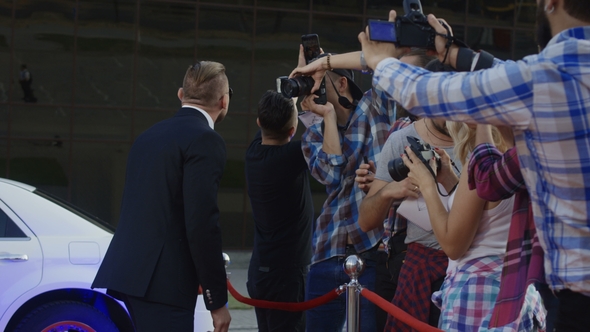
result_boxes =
[344,254,364,332]
[223,252,231,278]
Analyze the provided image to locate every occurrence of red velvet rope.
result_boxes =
[360,288,444,332]
[226,279,341,312]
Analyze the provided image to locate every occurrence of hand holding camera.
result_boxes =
[388,136,441,182]
[362,0,463,67]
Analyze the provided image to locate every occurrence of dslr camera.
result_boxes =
[367,0,438,49]
[388,136,441,182]
[279,75,327,105]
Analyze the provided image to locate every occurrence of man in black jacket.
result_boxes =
[92,61,232,332]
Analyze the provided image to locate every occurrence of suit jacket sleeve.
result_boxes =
[183,129,228,311]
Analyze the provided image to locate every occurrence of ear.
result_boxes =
[256,118,262,128]
[339,76,348,93]
[177,88,184,101]
[219,94,228,111]
[288,126,296,138]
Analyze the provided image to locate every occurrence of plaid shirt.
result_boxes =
[385,243,448,331]
[373,26,590,295]
[302,86,396,264]
[468,144,545,328]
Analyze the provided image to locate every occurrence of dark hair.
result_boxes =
[257,90,296,139]
[564,0,590,22]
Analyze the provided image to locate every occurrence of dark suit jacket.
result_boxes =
[92,107,228,311]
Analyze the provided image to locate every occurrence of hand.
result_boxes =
[382,177,420,200]
[300,94,336,120]
[426,14,460,67]
[210,306,231,332]
[358,10,409,69]
[355,160,376,193]
[402,147,437,193]
[289,56,327,95]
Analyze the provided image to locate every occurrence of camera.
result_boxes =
[367,0,438,49]
[279,76,327,105]
[388,136,441,182]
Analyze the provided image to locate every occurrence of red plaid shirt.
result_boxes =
[467,144,545,328]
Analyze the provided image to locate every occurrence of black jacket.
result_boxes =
[92,107,228,311]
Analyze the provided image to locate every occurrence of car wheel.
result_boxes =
[13,300,119,332]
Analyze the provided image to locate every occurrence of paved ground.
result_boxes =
[225,250,257,332]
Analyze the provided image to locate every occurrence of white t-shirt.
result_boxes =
[446,191,514,271]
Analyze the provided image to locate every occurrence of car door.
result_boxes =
[0,200,43,321]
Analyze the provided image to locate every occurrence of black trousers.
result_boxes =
[121,294,194,332]
[247,265,307,332]
[554,289,590,332]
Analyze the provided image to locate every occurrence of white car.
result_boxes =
[0,178,214,331]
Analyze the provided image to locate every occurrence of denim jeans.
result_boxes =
[305,251,377,332]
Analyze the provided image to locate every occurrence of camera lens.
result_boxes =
[388,157,409,182]
[280,77,314,98]
[280,79,298,98]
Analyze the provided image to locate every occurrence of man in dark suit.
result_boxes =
[92,61,232,332]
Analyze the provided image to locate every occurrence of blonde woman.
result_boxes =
[401,123,545,331]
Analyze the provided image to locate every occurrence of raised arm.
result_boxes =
[468,125,525,201]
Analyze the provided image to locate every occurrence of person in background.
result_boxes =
[19,64,36,103]
[245,90,313,332]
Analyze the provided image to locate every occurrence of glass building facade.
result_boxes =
[0,0,539,248]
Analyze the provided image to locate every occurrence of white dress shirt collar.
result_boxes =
[182,105,215,129]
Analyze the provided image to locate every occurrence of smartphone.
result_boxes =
[301,34,321,64]
[367,19,398,43]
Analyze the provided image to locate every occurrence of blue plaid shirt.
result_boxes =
[302,86,396,264]
[373,26,590,295]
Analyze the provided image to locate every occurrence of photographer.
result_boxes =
[358,60,459,332]
[296,48,429,331]
[245,90,313,332]
[401,123,544,331]
[353,2,590,331]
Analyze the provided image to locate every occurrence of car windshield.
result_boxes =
[34,189,115,234]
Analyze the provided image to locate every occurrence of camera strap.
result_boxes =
[435,21,469,65]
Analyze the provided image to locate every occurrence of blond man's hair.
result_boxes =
[447,121,508,166]
[182,61,228,106]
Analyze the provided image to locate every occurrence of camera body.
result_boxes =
[279,75,327,105]
[388,136,441,182]
[368,0,436,49]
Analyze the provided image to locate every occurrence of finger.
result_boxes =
[388,9,397,22]
[358,30,369,46]
[406,188,420,199]
[427,14,448,35]
[401,153,413,168]
[289,68,300,79]
[320,47,324,54]
[355,168,368,176]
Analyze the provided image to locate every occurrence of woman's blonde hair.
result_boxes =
[447,121,508,165]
